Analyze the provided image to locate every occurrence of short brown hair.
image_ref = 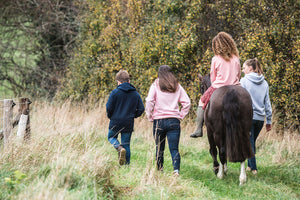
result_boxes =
[116,69,130,83]
[212,32,239,61]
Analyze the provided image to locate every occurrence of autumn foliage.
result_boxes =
[59,0,299,132]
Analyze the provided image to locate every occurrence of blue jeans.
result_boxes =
[108,129,132,165]
[247,120,264,171]
[153,118,181,172]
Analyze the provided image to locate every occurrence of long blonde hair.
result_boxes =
[212,32,239,61]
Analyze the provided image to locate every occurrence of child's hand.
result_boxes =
[266,124,272,132]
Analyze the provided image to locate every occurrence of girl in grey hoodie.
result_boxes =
[240,58,272,175]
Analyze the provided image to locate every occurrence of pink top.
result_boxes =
[210,55,241,88]
[145,79,191,121]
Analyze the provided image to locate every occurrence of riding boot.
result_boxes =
[117,145,126,165]
[190,106,204,138]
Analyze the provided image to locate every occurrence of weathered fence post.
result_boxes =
[3,99,14,144]
[14,97,31,141]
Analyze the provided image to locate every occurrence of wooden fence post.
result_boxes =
[13,97,31,141]
[3,99,14,144]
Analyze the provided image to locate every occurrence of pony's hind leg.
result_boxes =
[217,163,224,179]
[239,161,247,185]
[217,146,226,179]
[210,147,219,174]
[208,134,219,174]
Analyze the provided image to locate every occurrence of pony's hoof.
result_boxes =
[239,176,247,185]
[217,171,224,179]
[239,180,246,186]
[213,166,219,175]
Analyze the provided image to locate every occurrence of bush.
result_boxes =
[59,0,299,133]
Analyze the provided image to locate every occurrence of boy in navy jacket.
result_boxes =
[106,69,145,165]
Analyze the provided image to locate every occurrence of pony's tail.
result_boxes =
[223,89,244,162]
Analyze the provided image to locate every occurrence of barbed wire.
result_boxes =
[0,99,30,102]
[0,99,31,108]
[0,105,30,108]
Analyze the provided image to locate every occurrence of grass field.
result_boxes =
[0,101,299,199]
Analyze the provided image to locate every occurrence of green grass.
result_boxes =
[111,136,300,200]
[0,102,299,199]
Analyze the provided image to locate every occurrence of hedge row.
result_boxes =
[59,0,299,132]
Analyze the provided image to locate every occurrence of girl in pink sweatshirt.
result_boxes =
[190,32,241,138]
[146,65,191,176]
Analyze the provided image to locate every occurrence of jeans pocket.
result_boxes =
[170,123,180,130]
[169,119,180,130]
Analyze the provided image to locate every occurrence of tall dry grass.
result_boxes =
[0,101,299,199]
[258,129,300,165]
[0,101,116,199]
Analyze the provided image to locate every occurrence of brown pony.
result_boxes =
[199,74,254,185]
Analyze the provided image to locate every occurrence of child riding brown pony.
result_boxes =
[199,74,254,185]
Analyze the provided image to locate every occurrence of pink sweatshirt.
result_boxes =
[145,79,191,121]
[210,55,241,88]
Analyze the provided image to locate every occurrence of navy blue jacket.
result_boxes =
[106,82,145,133]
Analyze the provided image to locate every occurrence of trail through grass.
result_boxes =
[0,102,299,199]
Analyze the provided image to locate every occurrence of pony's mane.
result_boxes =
[200,74,211,95]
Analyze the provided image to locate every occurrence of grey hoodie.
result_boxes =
[240,72,272,124]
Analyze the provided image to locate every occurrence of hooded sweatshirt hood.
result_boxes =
[117,82,136,92]
[244,72,265,85]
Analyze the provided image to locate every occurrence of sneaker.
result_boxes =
[173,170,180,177]
[246,167,251,171]
[252,170,257,175]
[158,167,164,173]
[117,146,126,165]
